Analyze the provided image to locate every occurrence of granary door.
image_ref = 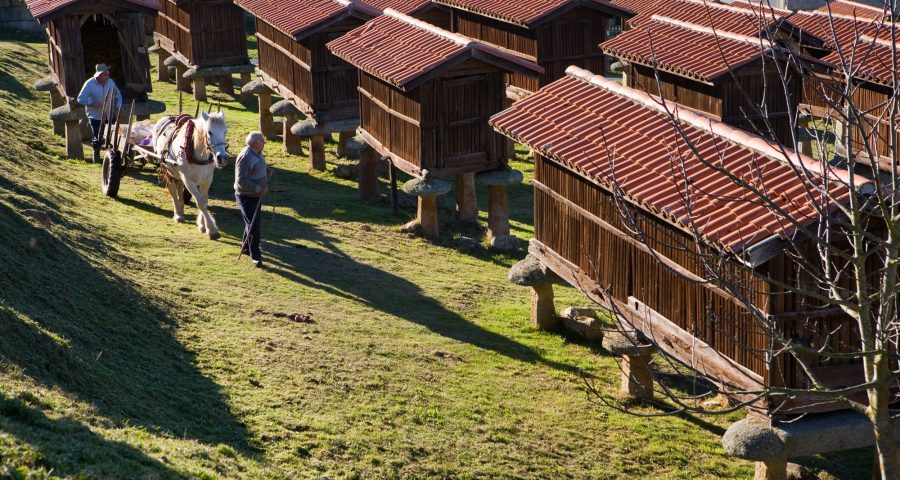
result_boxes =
[438,75,490,170]
[114,12,152,96]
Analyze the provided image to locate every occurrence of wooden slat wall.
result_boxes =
[535,6,609,84]
[190,0,248,67]
[256,19,314,107]
[722,69,800,144]
[628,64,722,116]
[534,156,772,379]
[156,0,193,64]
[359,71,422,166]
[452,10,539,92]
[849,82,894,160]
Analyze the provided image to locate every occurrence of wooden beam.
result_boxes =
[255,32,312,72]
[358,86,420,127]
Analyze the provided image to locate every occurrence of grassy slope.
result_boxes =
[0,37,868,479]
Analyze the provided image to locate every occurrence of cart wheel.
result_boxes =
[102,150,123,198]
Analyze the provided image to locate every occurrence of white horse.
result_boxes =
[153,111,229,240]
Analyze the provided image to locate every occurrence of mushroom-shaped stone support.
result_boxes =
[164,55,192,94]
[602,331,657,401]
[270,99,303,156]
[336,131,354,158]
[132,99,167,121]
[723,411,900,480]
[477,168,523,251]
[184,69,207,102]
[401,177,451,239]
[239,72,253,102]
[509,254,560,330]
[51,102,86,160]
[241,79,277,140]
[35,76,65,136]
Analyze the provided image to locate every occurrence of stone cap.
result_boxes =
[402,177,451,197]
[291,118,359,138]
[184,64,256,79]
[49,103,84,122]
[241,78,272,95]
[342,135,369,159]
[477,168,523,186]
[270,99,301,117]
[508,254,561,286]
[34,75,56,92]
[601,330,656,356]
[163,55,183,68]
[723,411,900,461]
[133,99,167,116]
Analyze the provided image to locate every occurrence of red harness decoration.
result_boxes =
[174,114,196,165]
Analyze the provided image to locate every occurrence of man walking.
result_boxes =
[77,63,123,163]
[235,131,271,268]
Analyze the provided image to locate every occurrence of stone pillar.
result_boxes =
[455,172,478,224]
[797,116,814,156]
[239,73,252,102]
[602,331,657,401]
[310,135,326,171]
[754,460,787,480]
[218,74,234,95]
[477,168,523,251]
[175,64,192,93]
[258,93,276,139]
[270,99,303,155]
[508,255,560,330]
[65,120,84,160]
[156,49,171,82]
[401,177,451,239]
[336,131,354,158]
[79,116,93,141]
[50,90,65,136]
[193,76,207,102]
[358,146,380,202]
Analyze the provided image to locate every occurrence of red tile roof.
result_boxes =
[628,0,787,37]
[490,66,869,253]
[822,35,897,86]
[727,1,793,17]
[815,0,888,21]
[327,9,542,89]
[609,0,655,15]
[786,10,896,51]
[433,0,632,27]
[236,0,429,40]
[26,0,159,21]
[601,16,771,83]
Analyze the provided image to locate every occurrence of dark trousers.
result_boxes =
[89,118,103,146]
[236,193,263,261]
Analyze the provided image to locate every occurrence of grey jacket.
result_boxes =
[76,77,122,120]
[234,146,268,196]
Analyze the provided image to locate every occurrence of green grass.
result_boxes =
[0,37,870,479]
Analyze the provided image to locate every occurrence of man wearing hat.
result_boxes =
[77,63,123,163]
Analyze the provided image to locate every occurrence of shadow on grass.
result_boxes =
[0,391,177,478]
[0,201,255,474]
[211,200,585,375]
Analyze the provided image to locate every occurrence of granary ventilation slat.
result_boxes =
[489,66,869,254]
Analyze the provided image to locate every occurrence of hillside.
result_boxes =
[0,37,867,479]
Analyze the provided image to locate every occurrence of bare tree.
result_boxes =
[574,2,900,478]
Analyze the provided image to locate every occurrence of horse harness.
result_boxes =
[158,114,223,166]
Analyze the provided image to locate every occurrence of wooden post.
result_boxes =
[218,74,234,95]
[455,172,478,224]
[283,114,302,155]
[310,135,326,171]
[358,148,380,202]
[530,284,557,330]
[258,93,276,140]
[621,353,654,400]
[176,64,192,93]
[336,131,354,158]
[754,460,787,480]
[157,49,171,82]
[50,90,65,136]
[418,195,439,238]
[240,73,252,102]
[193,76,207,102]
[65,120,83,160]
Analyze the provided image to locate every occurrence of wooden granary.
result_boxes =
[328,9,541,243]
[491,66,873,417]
[25,0,165,159]
[434,0,633,97]
[235,0,449,170]
[152,0,253,101]
[600,15,832,146]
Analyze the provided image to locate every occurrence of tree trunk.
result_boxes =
[869,353,898,480]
